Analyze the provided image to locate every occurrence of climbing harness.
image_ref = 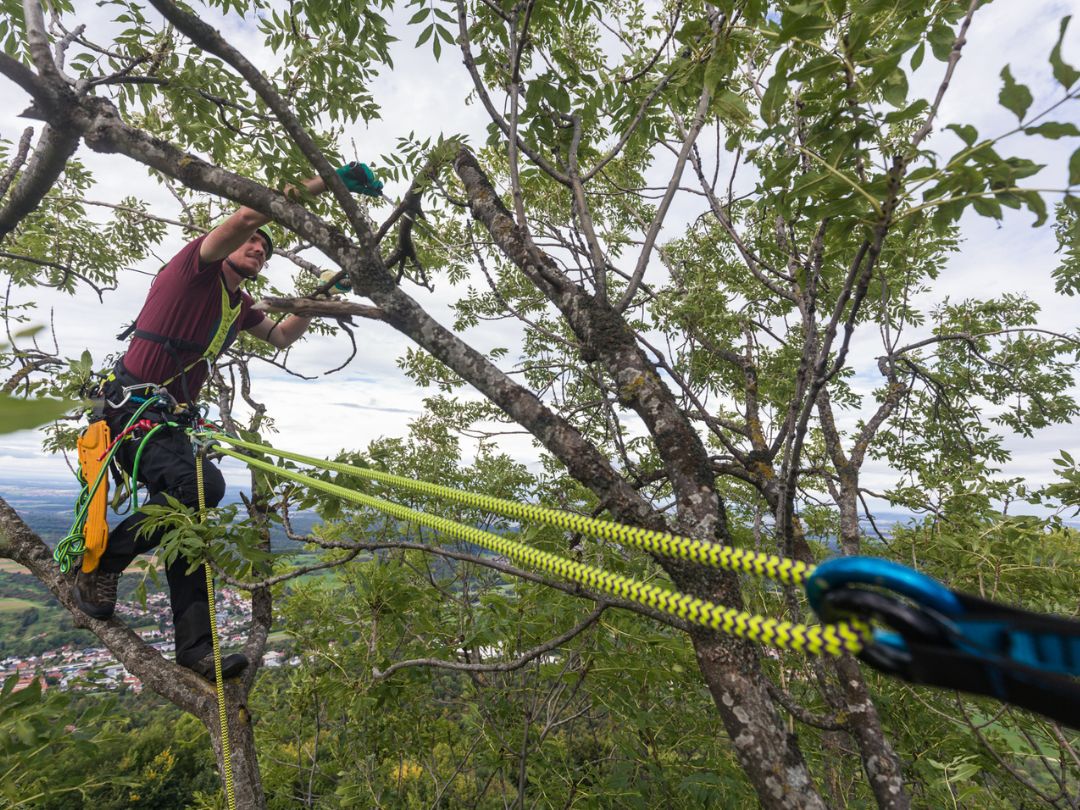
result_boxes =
[117,276,244,404]
[55,395,165,574]
[196,429,1080,728]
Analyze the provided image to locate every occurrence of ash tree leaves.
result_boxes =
[753,3,1077,232]
[998,65,1033,121]
[406,0,456,61]
[1050,15,1080,90]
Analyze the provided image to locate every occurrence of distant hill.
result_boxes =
[1,487,323,547]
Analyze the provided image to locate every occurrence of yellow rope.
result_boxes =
[197,453,236,810]
[214,444,869,657]
[206,432,815,586]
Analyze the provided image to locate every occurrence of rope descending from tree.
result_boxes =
[197,451,236,810]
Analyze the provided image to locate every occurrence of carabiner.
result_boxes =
[806,556,962,618]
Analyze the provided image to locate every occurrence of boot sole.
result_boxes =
[188,654,249,682]
[71,583,115,620]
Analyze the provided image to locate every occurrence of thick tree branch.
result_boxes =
[0,497,219,719]
[146,0,374,247]
[0,123,80,240]
[254,296,386,321]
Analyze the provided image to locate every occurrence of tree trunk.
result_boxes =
[453,148,829,807]
[201,684,266,810]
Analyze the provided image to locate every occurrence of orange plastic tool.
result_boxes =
[77,419,111,573]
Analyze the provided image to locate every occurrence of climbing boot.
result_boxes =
[72,568,120,620]
[186,652,249,682]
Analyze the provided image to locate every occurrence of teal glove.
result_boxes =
[335,162,383,197]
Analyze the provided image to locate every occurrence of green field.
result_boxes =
[0,597,39,612]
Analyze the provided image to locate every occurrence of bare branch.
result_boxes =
[254,296,387,322]
[0,124,80,240]
[0,128,34,202]
[453,0,570,185]
[372,604,606,680]
[616,64,713,312]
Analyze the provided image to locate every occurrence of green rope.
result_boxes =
[55,398,161,573]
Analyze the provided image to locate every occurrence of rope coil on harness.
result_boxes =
[210,441,871,656]
[55,397,164,574]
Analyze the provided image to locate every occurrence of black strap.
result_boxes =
[116,321,136,342]
[898,641,1080,729]
[129,328,205,355]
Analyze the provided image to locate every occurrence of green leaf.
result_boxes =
[883,98,928,124]
[998,65,1033,121]
[1050,16,1079,89]
[972,195,1002,219]
[713,89,751,126]
[881,68,909,107]
[15,718,37,747]
[1024,122,1080,139]
[703,47,726,96]
[1070,147,1080,186]
[928,22,954,61]
[946,123,978,146]
[1018,189,1048,226]
[910,41,925,71]
[761,50,793,125]
[0,394,75,434]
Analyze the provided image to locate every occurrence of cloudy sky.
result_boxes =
[0,1,1076,516]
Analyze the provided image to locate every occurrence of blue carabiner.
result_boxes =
[806,557,963,619]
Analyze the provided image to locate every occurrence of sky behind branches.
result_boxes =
[0,1,1076,516]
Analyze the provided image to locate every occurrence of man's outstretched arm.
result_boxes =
[200,176,328,265]
[246,312,311,350]
[200,163,383,265]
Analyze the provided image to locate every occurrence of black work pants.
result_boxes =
[98,402,226,668]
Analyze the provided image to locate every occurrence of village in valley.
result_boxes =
[1,585,294,694]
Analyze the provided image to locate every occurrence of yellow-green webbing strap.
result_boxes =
[213,444,869,657]
[162,281,242,389]
[206,432,814,587]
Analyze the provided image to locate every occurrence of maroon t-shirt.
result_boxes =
[121,235,265,401]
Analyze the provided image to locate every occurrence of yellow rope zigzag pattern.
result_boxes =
[208,433,815,586]
[196,454,236,810]
[213,444,868,657]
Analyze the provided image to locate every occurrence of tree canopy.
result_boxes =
[0,0,1077,807]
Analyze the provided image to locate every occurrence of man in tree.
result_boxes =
[71,162,382,680]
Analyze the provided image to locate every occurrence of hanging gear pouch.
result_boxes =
[77,419,111,573]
